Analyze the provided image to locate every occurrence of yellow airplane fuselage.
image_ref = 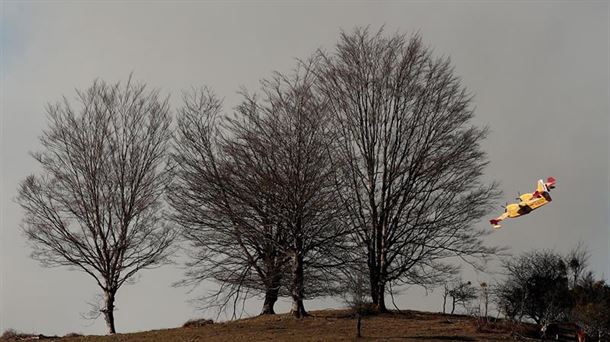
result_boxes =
[505,192,551,218]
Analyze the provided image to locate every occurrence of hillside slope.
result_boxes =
[2,309,539,341]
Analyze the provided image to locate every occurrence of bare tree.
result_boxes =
[494,280,527,322]
[316,27,500,312]
[565,241,590,289]
[572,275,610,340]
[17,77,175,334]
[442,283,451,314]
[228,63,347,318]
[340,263,372,338]
[497,250,571,325]
[479,282,489,319]
[170,70,346,318]
[447,280,477,314]
[169,88,289,316]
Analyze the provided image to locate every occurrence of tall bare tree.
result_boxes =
[317,27,500,312]
[227,64,347,317]
[17,77,175,334]
[171,66,346,318]
[169,88,289,316]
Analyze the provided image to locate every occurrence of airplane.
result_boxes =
[490,177,556,229]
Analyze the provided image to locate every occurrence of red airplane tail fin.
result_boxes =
[546,177,556,190]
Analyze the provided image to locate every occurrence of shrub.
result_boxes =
[352,302,377,317]
[64,332,84,338]
[1,329,19,339]
[182,318,214,328]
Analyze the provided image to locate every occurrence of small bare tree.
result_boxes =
[442,283,451,314]
[340,262,373,338]
[17,77,175,334]
[479,282,489,319]
[566,241,590,289]
[317,27,500,312]
[447,280,477,314]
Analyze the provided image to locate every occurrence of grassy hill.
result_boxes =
[1,309,541,341]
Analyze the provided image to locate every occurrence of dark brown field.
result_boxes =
[2,310,542,341]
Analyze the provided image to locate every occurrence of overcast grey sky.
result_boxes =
[1,0,608,336]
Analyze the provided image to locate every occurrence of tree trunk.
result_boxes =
[368,251,381,309]
[443,293,447,314]
[376,281,387,313]
[260,286,279,315]
[290,251,307,318]
[369,267,379,306]
[260,271,281,315]
[371,221,388,313]
[356,312,362,338]
[451,297,456,314]
[103,291,116,334]
[375,220,384,312]
[368,260,387,313]
[291,298,307,318]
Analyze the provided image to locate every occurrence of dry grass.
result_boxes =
[1,309,539,341]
